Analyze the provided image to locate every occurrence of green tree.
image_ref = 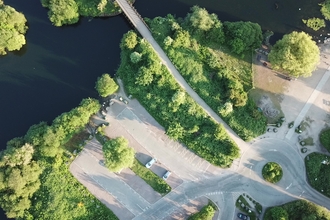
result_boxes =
[223,21,262,54]
[135,66,154,86]
[166,123,185,140]
[0,143,43,219]
[120,31,138,50]
[172,90,186,105]
[0,2,28,55]
[184,6,224,44]
[320,0,330,20]
[268,31,320,77]
[187,5,215,31]
[46,0,79,26]
[130,51,142,63]
[95,73,119,97]
[102,137,135,172]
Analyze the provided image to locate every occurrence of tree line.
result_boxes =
[0,98,118,219]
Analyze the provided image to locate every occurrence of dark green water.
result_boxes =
[0,0,328,217]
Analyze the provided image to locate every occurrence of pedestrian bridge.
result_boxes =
[114,0,151,36]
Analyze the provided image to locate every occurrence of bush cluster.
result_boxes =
[118,31,240,167]
[262,162,283,183]
[302,18,326,31]
[264,200,330,220]
[145,7,266,140]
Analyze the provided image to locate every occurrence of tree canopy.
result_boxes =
[102,137,135,172]
[95,73,119,97]
[0,143,43,218]
[0,2,28,55]
[223,21,262,55]
[43,0,80,27]
[268,31,320,78]
[184,6,225,44]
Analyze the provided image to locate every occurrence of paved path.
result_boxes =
[286,67,330,140]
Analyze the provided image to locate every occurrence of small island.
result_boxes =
[40,0,134,26]
[0,1,28,55]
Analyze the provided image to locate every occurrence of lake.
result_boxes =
[0,0,327,218]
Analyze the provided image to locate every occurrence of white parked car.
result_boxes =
[163,171,171,180]
[145,158,157,168]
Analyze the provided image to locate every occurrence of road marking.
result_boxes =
[136,204,144,211]
[286,183,292,190]
[299,191,305,197]
[269,149,277,151]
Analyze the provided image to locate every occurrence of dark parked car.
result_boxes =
[237,213,249,220]
[162,171,171,180]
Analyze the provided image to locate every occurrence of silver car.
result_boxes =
[145,158,156,168]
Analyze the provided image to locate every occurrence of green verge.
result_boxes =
[305,152,330,197]
[29,159,118,220]
[264,200,330,219]
[130,159,171,195]
[320,128,330,152]
[262,162,283,183]
[188,201,217,220]
[145,13,266,141]
[118,31,240,168]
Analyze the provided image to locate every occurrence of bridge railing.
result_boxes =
[116,0,152,33]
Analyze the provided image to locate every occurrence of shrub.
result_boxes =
[302,18,326,31]
[320,128,330,152]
